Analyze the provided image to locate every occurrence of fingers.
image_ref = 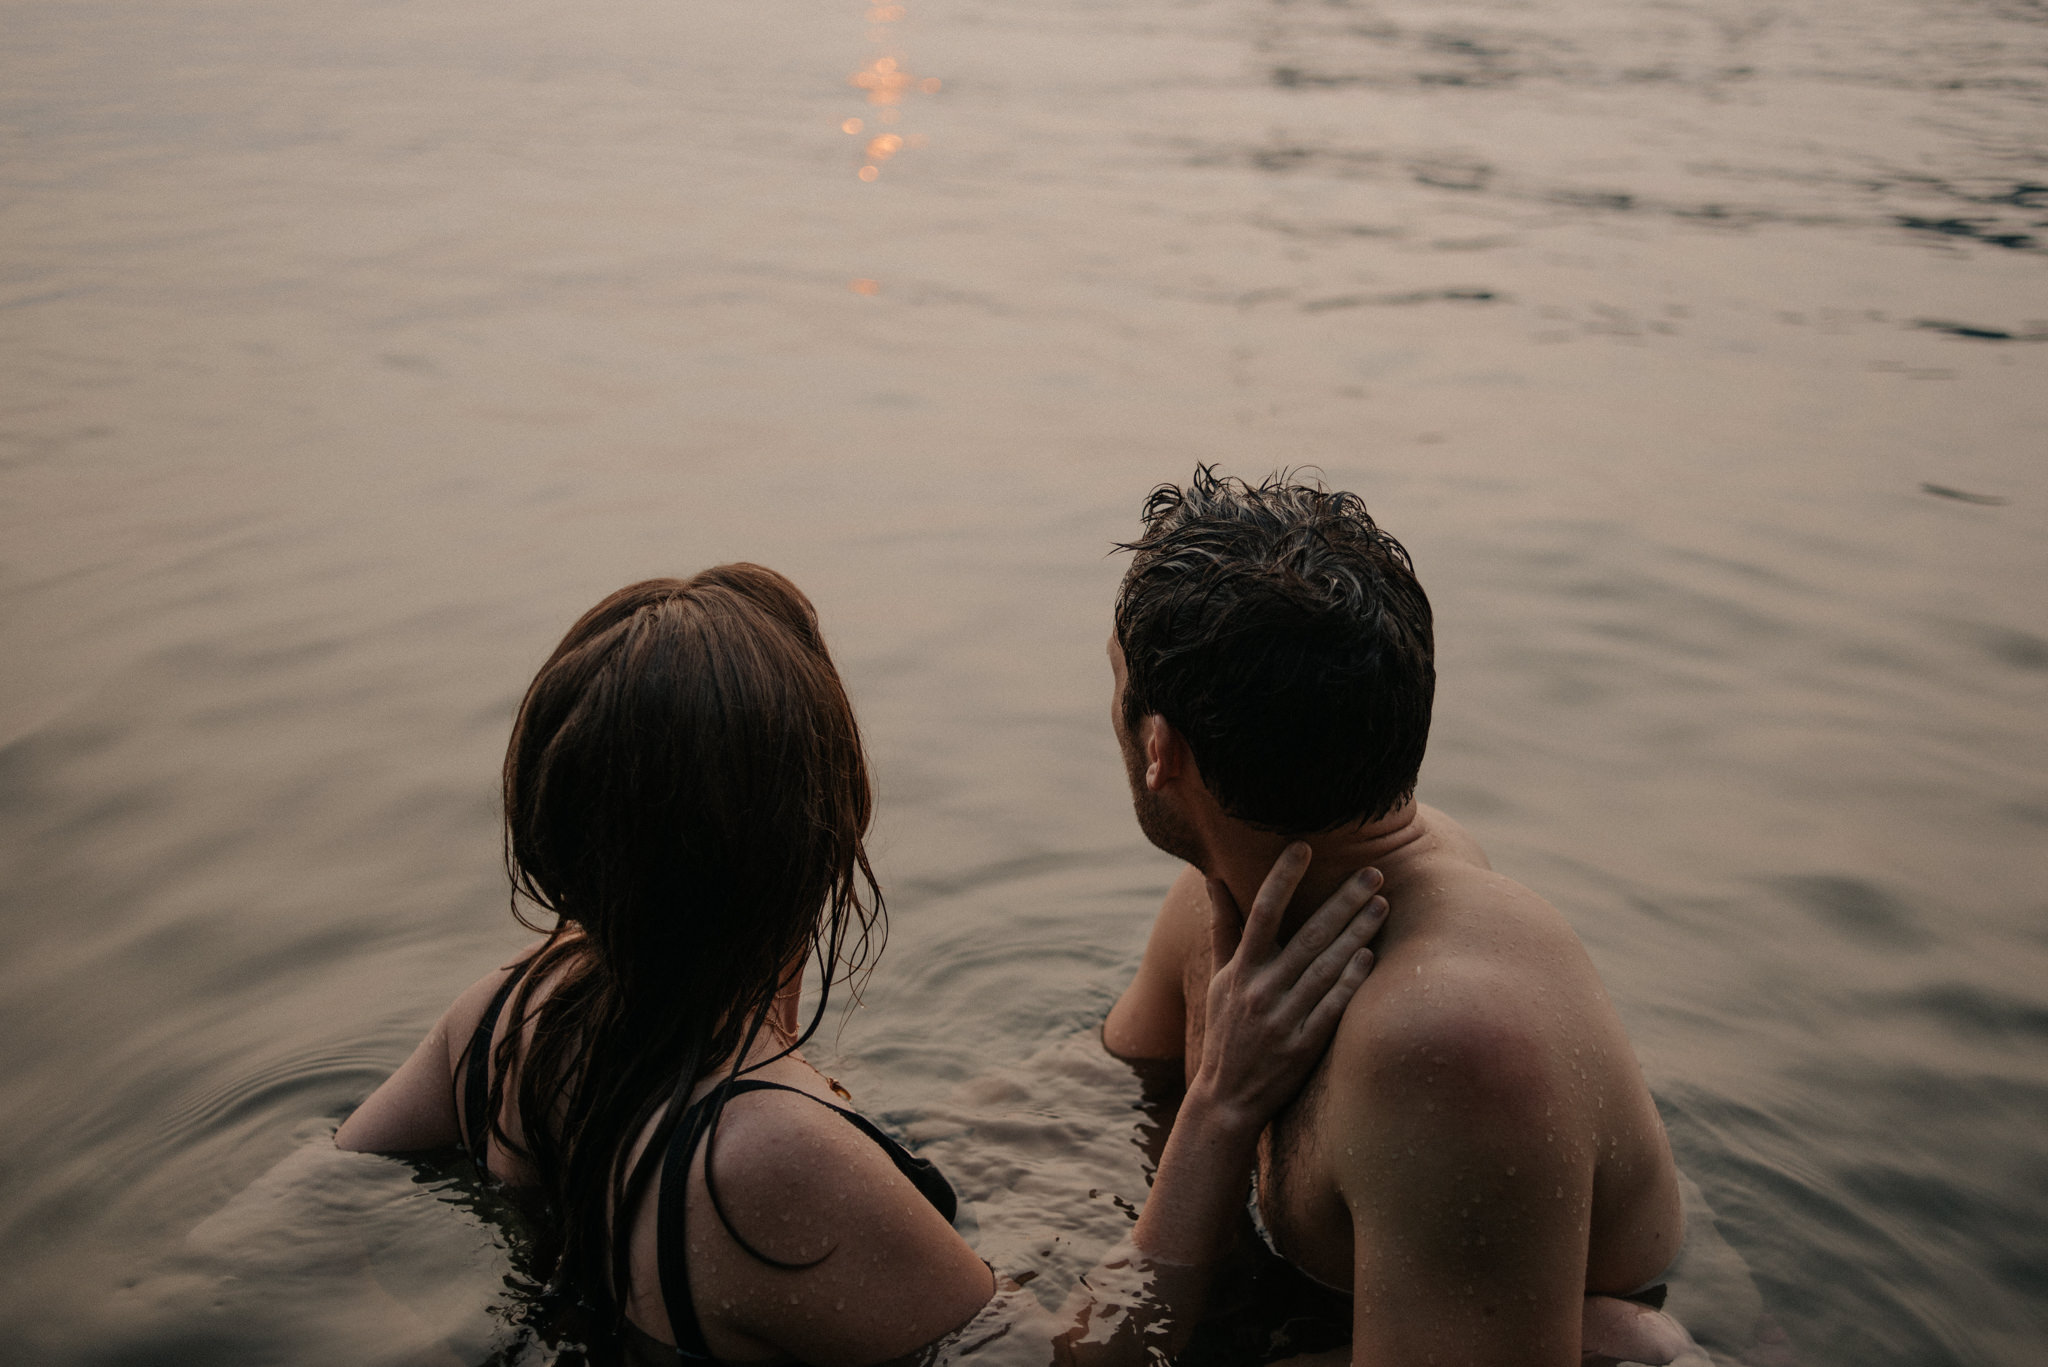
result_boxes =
[1282,888,1387,1002]
[1235,842,1312,964]
[1294,944,1375,1047]
[1271,891,1384,1048]
[1189,857,1389,1129]
[1272,865,1385,980]
[1206,877,1244,970]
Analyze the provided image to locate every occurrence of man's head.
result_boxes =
[1112,466,1434,840]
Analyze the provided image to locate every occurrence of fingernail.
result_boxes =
[1368,895,1388,917]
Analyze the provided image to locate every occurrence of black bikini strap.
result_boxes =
[655,1080,787,1360]
[455,960,533,1170]
[653,1080,954,1360]
[802,1104,959,1223]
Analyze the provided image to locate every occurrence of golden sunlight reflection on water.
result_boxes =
[846,9,941,187]
[844,4,943,290]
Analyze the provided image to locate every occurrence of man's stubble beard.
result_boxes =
[1120,721,1208,870]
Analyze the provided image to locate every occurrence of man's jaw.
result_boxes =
[1131,782,1209,870]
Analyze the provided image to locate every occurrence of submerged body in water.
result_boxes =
[1101,471,1695,1365]
[336,567,1389,1365]
[1110,809,1703,1367]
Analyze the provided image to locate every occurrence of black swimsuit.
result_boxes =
[649,1079,959,1360]
[456,962,960,1363]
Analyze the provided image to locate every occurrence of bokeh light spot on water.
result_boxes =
[843,10,939,181]
[852,56,908,107]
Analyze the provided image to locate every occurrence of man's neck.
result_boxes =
[1201,801,1429,943]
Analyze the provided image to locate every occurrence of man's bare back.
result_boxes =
[1106,804,1684,1364]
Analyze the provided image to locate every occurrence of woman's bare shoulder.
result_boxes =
[682,1075,993,1364]
[697,1080,912,1251]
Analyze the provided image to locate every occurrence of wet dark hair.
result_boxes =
[1114,466,1434,834]
[480,564,883,1324]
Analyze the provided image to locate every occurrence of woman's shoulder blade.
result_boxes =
[684,1080,994,1366]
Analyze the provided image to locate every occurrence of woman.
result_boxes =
[336,565,1387,1366]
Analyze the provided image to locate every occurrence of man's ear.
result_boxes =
[1140,715,1186,791]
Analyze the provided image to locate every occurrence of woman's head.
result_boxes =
[504,565,881,1034]
[486,565,881,1323]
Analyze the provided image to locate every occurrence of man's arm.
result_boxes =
[1102,864,1208,1061]
[1331,972,1592,1367]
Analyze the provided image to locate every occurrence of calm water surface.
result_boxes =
[2,0,2044,1363]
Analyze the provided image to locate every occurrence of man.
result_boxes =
[1101,468,1690,1366]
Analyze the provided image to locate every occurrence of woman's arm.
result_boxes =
[335,962,521,1154]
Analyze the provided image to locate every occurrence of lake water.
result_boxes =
[2,0,2044,1362]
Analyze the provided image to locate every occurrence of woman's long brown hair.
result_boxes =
[483,564,884,1326]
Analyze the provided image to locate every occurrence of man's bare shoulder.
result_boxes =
[1415,802,1493,870]
[1102,864,1209,1061]
[1314,857,1684,1311]
[1324,868,1596,1152]
[1157,861,1211,947]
